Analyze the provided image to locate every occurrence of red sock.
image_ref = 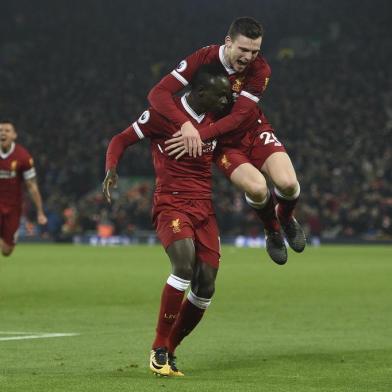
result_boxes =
[152,281,187,349]
[167,294,209,354]
[274,188,300,224]
[246,192,280,232]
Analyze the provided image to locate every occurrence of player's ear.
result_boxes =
[225,35,233,48]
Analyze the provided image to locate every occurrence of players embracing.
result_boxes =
[150,17,306,265]
[103,64,232,376]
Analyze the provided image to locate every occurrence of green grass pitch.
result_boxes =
[0,244,391,392]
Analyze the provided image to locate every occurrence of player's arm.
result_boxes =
[148,48,210,157]
[25,178,47,225]
[21,155,47,225]
[167,60,271,148]
[103,111,152,203]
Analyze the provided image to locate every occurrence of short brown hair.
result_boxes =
[227,17,264,40]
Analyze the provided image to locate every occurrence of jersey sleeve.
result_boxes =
[105,109,166,171]
[147,46,212,127]
[20,149,36,180]
[198,58,271,141]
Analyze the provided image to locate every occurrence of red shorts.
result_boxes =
[152,195,220,268]
[0,206,21,246]
[214,129,286,178]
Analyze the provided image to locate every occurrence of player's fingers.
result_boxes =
[175,149,187,160]
[197,137,202,156]
[165,136,182,145]
[103,181,111,203]
[167,146,187,157]
[185,137,192,157]
[191,137,198,158]
[165,141,185,151]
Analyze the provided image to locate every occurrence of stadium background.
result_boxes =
[1,0,391,244]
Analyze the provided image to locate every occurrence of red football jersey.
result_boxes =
[107,95,218,199]
[148,44,271,144]
[0,142,36,208]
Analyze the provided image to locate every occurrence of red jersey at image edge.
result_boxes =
[0,143,36,208]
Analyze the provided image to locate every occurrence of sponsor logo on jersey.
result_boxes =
[138,110,150,124]
[170,218,181,233]
[202,139,217,153]
[220,154,231,170]
[0,170,17,179]
[176,60,187,73]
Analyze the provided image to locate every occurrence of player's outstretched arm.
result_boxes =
[25,178,48,225]
[102,168,118,204]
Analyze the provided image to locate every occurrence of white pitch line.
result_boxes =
[0,332,79,341]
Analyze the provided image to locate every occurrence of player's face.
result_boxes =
[200,76,232,114]
[225,34,262,73]
[0,123,17,149]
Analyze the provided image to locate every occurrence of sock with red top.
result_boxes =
[167,291,211,354]
[245,190,280,232]
[274,183,300,224]
[152,274,190,349]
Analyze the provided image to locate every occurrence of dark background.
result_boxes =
[0,0,391,240]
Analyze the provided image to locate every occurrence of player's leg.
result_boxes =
[150,208,197,376]
[150,238,195,376]
[0,239,14,256]
[166,212,220,376]
[1,211,19,257]
[261,152,306,252]
[167,261,217,376]
[216,150,287,265]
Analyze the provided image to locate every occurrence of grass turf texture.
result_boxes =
[0,244,391,392]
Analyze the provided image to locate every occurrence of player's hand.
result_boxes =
[102,169,118,204]
[166,121,202,158]
[37,212,48,225]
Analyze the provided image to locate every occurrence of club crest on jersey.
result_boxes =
[138,110,150,124]
[232,76,245,93]
[220,154,231,169]
[176,60,187,73]
[10,160,18,172]
[170,218,181,233]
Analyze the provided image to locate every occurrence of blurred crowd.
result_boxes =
[1,0,391,241]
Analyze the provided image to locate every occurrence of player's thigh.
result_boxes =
[230,162,268,200]
[261,152,298,193]
[194,214,220,271]
[1,209,21,249]
[166,238,196,278]
[214,148,249,180]
[155,210,196,277]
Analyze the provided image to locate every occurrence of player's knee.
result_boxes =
[172,264,194,281]
[245,181,268,201]
[276,179,299,198]
[195,281,215,299]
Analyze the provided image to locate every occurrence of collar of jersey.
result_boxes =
[0,142,15,159]
[219,45,236,75]
[181,93,205,124]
